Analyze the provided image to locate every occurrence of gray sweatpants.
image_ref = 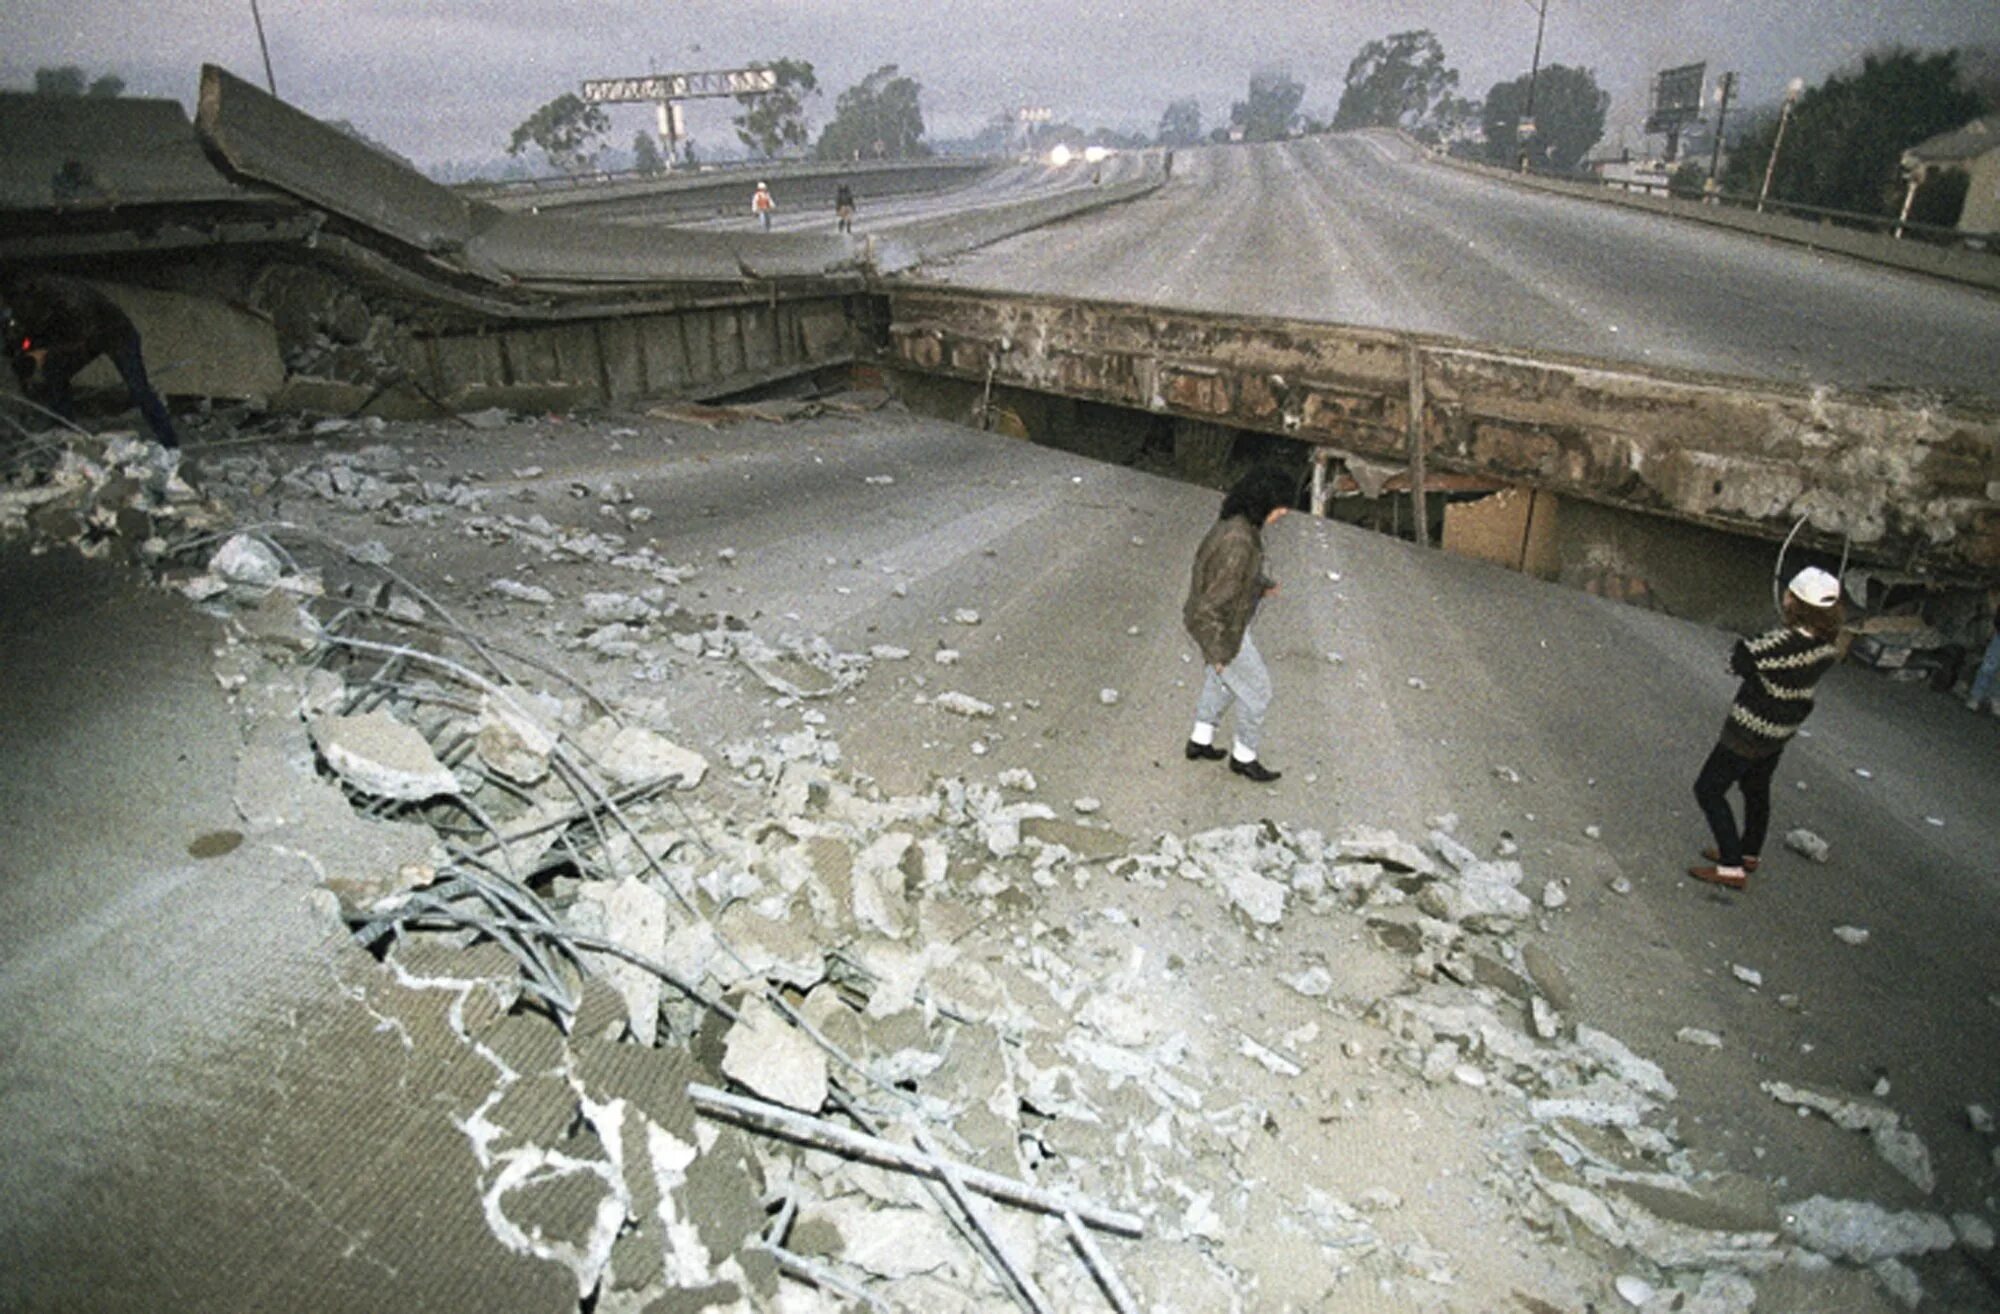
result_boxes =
[1194,631,1272,755]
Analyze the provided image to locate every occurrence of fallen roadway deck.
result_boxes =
[3,406,1997,1311]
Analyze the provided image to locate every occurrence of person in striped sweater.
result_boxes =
[1689,566,1845,890]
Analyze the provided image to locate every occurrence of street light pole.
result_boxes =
[248,0,278,97]
[1708,71,1735,182]
[1757,77,1805,214]
[1519,0,1549,172]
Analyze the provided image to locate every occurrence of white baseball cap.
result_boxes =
[1787,566,1840,608]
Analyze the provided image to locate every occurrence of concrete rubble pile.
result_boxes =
[5,423,1995,1313]
[0,431,219,558]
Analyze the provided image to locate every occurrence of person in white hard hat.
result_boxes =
[1689,566,1845,891]
[751,180,775,230]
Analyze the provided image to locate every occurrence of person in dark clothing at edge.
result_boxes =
[834,183,856,234]
[1,269,179,449]
[1688,566,1845,890]
[1182,467,1294,783]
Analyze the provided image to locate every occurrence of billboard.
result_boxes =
[1646,63,1706,133]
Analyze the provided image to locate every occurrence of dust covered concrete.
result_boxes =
[2,402,1997,1312]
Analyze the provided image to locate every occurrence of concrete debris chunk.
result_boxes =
[209,533,285,589]
[310,711,459,800]
[996,767,1037,792]
[1676,1027,1724,1048]
[1227,868,1288,926]
[794,1199,968,1281]
[720,995,828,1112]
[1969,1103,1995,1135]
[1678,1272,1758,1314]
[1871,1258,1922,1310]
[1285,966,1334,998]
[1785,828,1830,862]
[1781,1195,1954,1264]
[851,833,916,939]
[1577,1025,1677,1100]
[583,721,707,790]
[1335,825,1439,876]
[571,878,669,1045]
[1615,1274,1656,1307]
[932,690,996,718]
[950,607,981,625]
[475,693,559,785]
[1832,925,1870,945]
[489,577,555,605]
[1955,1213,1995,1251]
[1731,964,1763,987]
[1240,1035,1302,1077]
[1531,1097,1644,1128]
[1762,1080,1934,1194]
[581,591,655,624]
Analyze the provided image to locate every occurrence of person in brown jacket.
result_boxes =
[1183,468,1294,782]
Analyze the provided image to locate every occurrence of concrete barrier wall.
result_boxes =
[872,173,1160,275]
[199,64,485,256]
[883,286,2000,577]
[1427,148,2000,294]
[476,159,996,223]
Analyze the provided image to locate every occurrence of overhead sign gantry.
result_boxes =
[580,66,780,164]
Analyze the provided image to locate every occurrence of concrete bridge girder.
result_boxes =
[882,288,2000,578]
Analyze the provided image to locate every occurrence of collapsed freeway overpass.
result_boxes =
[2,64,1997,584]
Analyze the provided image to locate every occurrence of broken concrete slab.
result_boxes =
[1761,1080,1934,1194]
[571,878,671,1045]
[310,710,460,801]
[475,692,560,786]
[580,720,707,789]
[1781,1195,1955,1265]
[719,995,828,1113]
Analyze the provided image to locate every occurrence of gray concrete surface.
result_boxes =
[0,549,572,1313]
[470,408,2000,1237]
[918,132,2000,401]
[6,407,1998,1309]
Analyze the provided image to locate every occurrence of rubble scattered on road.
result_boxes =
[1833,925,1870,946]
[1785,828,1831,862]
[11,419,1993,1314]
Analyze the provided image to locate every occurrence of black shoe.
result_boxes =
[1185,740,1227,761]
[1229,757,1281,783]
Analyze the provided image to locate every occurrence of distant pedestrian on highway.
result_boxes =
[834,183,856,234]
[751,180,775,231]
[1965,584,2000,713]
[1,269,179,449]
[1183,467,1294,783]
[1688,567,1845,890]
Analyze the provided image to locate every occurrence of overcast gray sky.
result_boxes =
[2,0,1993,166]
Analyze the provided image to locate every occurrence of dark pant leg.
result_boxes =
[1737,750,1781,858]
[107,330,177,447]
[28,351,82,422]
[1693,742,1752,867]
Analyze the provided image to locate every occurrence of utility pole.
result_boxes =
[1519,0,1549,172]
[248,0,278,97]
[1757,77,1805,214]
[1708,71,1735,181]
